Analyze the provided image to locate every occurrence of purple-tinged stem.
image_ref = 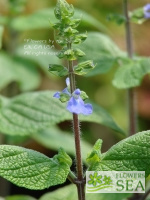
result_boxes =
[67,42,85,200]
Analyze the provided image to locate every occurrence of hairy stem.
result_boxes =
[123,0,137,136]
[67,42,85,200]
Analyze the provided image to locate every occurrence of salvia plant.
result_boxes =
[0,0,150,200]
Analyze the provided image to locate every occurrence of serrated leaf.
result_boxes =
[6,195,36,200]
[0,26,4,49]
[10,8,106,32]
[112,58,150,89]
[0,52,41,91]
[0,145,72,190]
[0,91,124,136]
[77,32,125,76]
[32,126,92,161]
[39,184,131,200]
[90,130,150,177]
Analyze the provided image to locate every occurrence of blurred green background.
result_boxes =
[0,0,150,198]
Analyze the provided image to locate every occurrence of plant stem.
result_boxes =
[67,42,85,200]
[139,188,150,200]
[123,0,137,136]
[123,3,139,200]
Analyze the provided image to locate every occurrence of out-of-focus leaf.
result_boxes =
[13,57,41,91]
[112,58,150,89]
[0,26,4,49]
[78,32,125,76]
[39,184,131,200]
[0,52,41,91]
[15,43,61,74]
[10,9,56,31]
[10,8,106,32]
[0,146,72,189]
[0,16,9,26]
[32,126,92,161]
[74,9,107,32]
[90,130,150,177]
[81,102,125,135]
[0,91,124,136]
[107,13,126,25]
[6,195,36,200]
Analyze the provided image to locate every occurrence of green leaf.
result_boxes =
[10,8,106,32]
[74,9,107,32]
[0,91,124,136]
[0,26,3,49]
[48,64,68,77]
[0,52,41,91]
[0,145,72,189]
[6,195,36,200]
[39,184,131,200]
[0,16,9,26]
[32,126,92,161]
[112,58,150,89]
[86,139,102,166]
[107,13,126,25]
[78,32,125,76]
[90,130,150,177]
[80,102,124,134]
[13,57,41,91]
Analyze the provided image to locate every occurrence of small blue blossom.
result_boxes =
[53,77,70,98]
[53,92,61,98]
[144,4,150,19]
[67,89,93,115]
[65,77,70,87]
[53,78,93,115]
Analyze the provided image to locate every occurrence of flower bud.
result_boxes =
[74,60,95,75]
[54,0,74,20]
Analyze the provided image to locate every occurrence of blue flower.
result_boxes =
[53,77,71,99]
[67,89,93,115]
[53,78,93,115]
[144,4,150,19]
